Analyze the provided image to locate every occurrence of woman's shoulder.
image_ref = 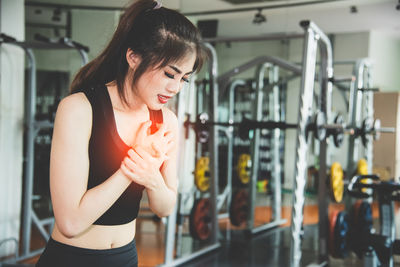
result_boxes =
[56,92,92,124]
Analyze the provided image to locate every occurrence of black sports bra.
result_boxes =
[80,84,163,225]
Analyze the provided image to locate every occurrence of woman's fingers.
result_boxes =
[132,146,153,163]
[120,161,143,184]
[136,120,152,144]
[151,142,169,161]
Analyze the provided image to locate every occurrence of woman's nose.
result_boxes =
[166,80,181,94]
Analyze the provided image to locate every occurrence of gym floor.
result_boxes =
[20,194,400,267]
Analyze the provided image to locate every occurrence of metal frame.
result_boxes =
[289,20,333,267]
[160,42,221,267]
[346,59,373,177]
[0,35,88,264]
[345,59,394,267]
[247,63,287,234]
[219,56,302,236]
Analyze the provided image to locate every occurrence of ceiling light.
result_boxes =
[253,8,266,25]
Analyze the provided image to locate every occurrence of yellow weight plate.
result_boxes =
[195,157,210,192]
[330,162,344,203]
[357,158,368,175]
[357,158,373,194]
[237,154,251,184]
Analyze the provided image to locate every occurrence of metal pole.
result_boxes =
[363,64,373,173]
[346,59,371,176]
[248,63,270,230]
[218,56,301,96]
[203,33,304,44]
[227,79,246,240]
[316,23,334,265]
[290,20,319,267]
[21,48,36,256]
[204,42,220,245]
[269,66,282,222]
[163,83,189,264]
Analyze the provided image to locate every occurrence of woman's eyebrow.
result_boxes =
[168,65,193,75]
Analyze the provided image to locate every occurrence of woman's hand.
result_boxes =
[120,121,174,189]
[135,121,174,166]
[120,145,166,190]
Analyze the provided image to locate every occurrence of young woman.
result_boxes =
[36,0,205,266]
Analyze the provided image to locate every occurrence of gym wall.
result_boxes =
[368,31,400,92]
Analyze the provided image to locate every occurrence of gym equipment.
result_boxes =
[186,110,393,148]
[290,20,333,267]
[194,157,210,192]
[357,158,369,175]
[189,198,212,241]
[347,175,400,266]
[236,153,251,184]
[329,162,344,203]
[345,59,374,187]
[162,42,221,267]
[328,209,349,258]
[0,33,88,264]
[229,189,249,227]
[350,200,373,258]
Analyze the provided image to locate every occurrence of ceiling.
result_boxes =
[25,0,400,37]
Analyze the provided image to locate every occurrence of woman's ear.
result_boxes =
[126,48,141,69]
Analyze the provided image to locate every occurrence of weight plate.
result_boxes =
[350,200,373,257]
[314,112,327,141]
[330,162,344,203]
[196,113,210,143]
[373,119,381,141]
[194,157,210,192]
[357,158,368,175]
[333,114,345,148]
[361,117,373,147]
[189,198,212,241]
[328,210,349,258]
[356,159,374,195]
[237,153,252,184]
[229,189,249,226]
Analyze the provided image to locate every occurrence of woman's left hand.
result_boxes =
[120,145,167,190]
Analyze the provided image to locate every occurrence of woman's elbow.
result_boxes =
[56,217,83,238]
[154,209,174,218]
[150,203,175,218]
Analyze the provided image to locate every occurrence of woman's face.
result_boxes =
[134,52,197,110]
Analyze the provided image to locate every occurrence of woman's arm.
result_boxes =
[50,93,133,238]
[146,108,179,217]
[121,108,179,217]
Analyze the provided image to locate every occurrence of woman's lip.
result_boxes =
[158,94,171,104]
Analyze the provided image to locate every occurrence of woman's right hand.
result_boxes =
[120,120,174,183]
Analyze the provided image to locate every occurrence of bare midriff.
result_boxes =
[51,220,136,249]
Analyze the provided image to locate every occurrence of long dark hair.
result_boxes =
[70,0,206,106]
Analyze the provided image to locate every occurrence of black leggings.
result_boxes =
[36,238,138,267]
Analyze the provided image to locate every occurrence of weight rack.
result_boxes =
[289,20,334,267]
[160,42,221,267]
[219,56,303,235]
[0,33,88,265]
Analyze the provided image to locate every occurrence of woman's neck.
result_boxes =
[106,80,147,114]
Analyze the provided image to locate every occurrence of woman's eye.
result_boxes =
[182,77,190,83]
[164,72,174,79]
